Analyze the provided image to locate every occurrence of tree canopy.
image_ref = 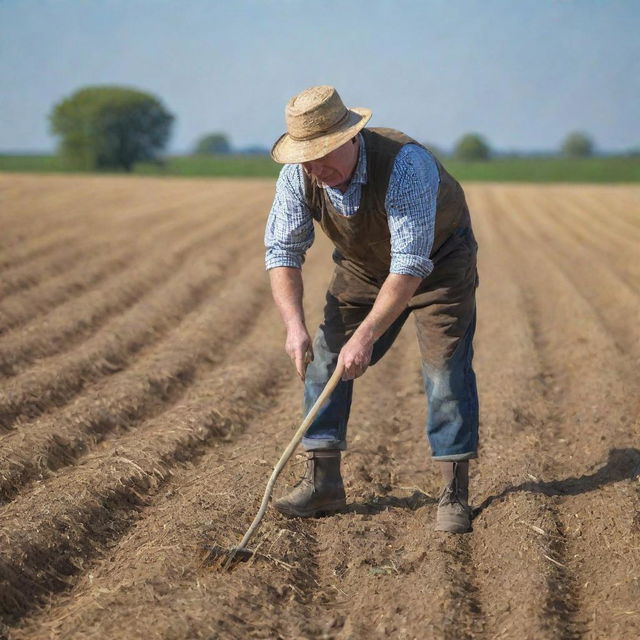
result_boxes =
[453,133,491,161]
[49,86,174,171]
[194,133,231,155]
[561,131,594,158]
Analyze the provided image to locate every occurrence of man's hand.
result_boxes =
[339,327,374,381]
[268,267,313,381]
[285,324,314,381]
[338,273,423,381]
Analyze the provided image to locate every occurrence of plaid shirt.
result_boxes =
[264,132,440,278]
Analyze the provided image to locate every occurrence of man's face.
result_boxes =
[302,137,359,189]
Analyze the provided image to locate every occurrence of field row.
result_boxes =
[0,175,638,639]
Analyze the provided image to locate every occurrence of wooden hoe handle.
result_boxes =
[232,361,345,557]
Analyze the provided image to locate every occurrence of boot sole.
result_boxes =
[435,522,472,533]
[435,516,472,533]
[274,499,346,519]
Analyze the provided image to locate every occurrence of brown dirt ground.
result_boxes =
[0,174,639,640]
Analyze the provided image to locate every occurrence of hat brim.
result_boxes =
[271,107,372,164]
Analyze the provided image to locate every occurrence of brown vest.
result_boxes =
[304,127,471,284]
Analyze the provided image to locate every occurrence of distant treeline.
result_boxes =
[2,84,638,181]
[1,153,639,183]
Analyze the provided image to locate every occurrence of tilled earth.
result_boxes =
[0,174,639,639]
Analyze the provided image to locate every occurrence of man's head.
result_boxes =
[271,86,371,165]
[301,136,360,189]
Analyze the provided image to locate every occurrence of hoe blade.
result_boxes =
[201,544,254,570]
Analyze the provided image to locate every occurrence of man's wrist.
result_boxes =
[284,317,307,333]
[353,322,377,344]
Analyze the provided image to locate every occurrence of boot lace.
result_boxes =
[439,475,465,508]
[292,455,314,489]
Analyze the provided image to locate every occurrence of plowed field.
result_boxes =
[1,174,639,640]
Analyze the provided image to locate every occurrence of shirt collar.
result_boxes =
[350,132,367,185]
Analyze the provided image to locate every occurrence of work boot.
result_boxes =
[435,461,472,533]
[274,450,346,518]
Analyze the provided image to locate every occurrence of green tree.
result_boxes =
[194,132,231,155]
[454,133,491,161]
[561,131,594,157]
[49,86,174,171]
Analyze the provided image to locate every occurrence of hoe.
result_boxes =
[205,361,344,570]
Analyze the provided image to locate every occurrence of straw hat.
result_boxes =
[271,86,372,164]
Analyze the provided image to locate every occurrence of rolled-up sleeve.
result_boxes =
[385,144,440,278]
[264,164,315,270]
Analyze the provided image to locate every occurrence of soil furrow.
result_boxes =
[503,295,584,640]
[498,186,640,363]
[3,177,639,639]
[0,178,129,245]
[0,175,264,275]
[0,217,322,632]
[0,202,212,333]
[0,204,253,375]
[0,216,267,427]
[0,243,100,298]
[575,185,640,231]
[0,244,272,503]
[5,245,335,640]
[552,185,640,242]
[0,248,136,336]
[7,375,313,640]
[0,174,241,245]
[527,186,640,287]
[0,203,177,291]
[0,261,215,426]
[0,311,289,627]
[0,233,80,273]
[480,186,591,639]
[485,184,640,638]
[0,183,257,334]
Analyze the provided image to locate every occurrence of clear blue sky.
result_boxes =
[1,0,638,154]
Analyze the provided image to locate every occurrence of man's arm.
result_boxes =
[264,165,315,271]
[268,266,313,380]
[265,164,315,380]
[339,273,422,379]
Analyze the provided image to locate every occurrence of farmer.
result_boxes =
[264,86,479,533]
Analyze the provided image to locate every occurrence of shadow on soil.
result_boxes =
[473,447,640,518]
[346,489,437,515]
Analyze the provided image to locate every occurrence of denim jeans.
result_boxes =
[301,305,479,461]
